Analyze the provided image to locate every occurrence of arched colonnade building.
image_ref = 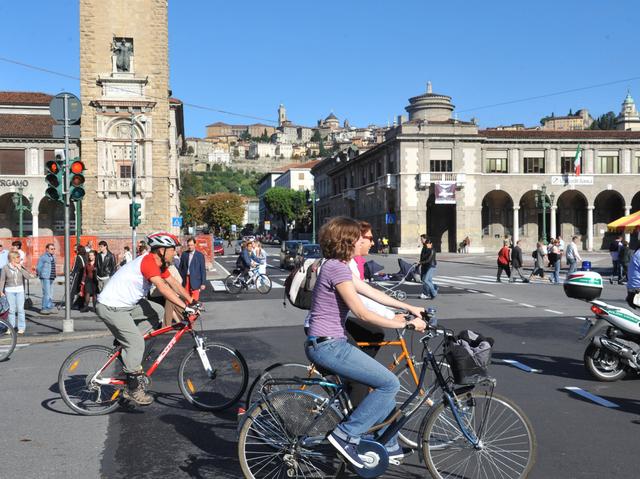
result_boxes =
[313,84,640,253]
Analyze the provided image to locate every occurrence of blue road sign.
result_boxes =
[172,217,183,227]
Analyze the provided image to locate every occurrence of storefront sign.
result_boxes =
[0,178,29,188]
[435,181,456,204]
[551,175,594,186]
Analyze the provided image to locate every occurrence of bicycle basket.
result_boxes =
[267,390,342,437]
[445,334,492,385]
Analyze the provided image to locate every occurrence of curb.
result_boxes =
[18,330,111,345]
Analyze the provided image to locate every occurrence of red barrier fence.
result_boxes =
[0,234,216,273]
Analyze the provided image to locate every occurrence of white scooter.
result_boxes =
[580,299,640,381]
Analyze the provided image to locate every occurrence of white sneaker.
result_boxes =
[419,293,430,300]
[17,329,25,335]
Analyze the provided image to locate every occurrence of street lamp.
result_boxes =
[535,184,555,244]
[12,187,33,238]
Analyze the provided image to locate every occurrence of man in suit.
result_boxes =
[179,238,207,300]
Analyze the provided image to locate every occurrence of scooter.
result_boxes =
[580,299,640,381]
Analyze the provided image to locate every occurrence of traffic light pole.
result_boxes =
[312,191,316,244]
[62,94,73,333]
[130,114,137,259]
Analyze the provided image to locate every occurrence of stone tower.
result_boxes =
[79,0,179,236]
[278,103,287,127]
[616,91,640,131]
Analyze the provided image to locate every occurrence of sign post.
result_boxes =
[50,92,82,333]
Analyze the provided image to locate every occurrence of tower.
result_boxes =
[616,91,640,131]
[79,0,180,235]
[278,103,287,127]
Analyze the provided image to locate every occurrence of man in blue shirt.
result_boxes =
[36,243,57,314]
[626,247,640,309]
[0,243,8,269]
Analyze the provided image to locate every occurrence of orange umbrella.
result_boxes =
[607,210,640,233]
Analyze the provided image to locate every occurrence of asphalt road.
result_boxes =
[2,249,639,478]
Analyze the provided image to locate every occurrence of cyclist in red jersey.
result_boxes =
[96,232,199,406]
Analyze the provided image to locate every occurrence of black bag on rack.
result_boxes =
[446,330,494,385]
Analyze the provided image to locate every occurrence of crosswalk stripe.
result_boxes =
[209,278,284,292]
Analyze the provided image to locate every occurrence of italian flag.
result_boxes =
[574,144,582,176]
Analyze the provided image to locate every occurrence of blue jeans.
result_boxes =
[552,261,561,283]
[421,267,438,298]
[41,278,54,310]
[305,338,400,448]
[5,290,25,330]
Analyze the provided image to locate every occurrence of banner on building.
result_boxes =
[435,181,456,204]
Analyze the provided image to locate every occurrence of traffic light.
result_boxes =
[45,149,64,202]
[129,202,142,228]
[69,158,85,201]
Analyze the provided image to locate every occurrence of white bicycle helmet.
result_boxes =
[147,231,181,250]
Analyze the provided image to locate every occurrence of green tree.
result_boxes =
[589,111,617,130]
[311,130,322,142]
[264,187,310,230]
[260,129,271,142]
[240,130,251,140]
[203,192,245,233]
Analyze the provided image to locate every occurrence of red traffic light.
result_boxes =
[45,160,60,174]
[70,160,85,174]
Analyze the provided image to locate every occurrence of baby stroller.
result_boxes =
[368,258,420,301]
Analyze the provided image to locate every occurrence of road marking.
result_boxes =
[501,359,541,373]
[499,297,514,302]
[564,387,619,408]
[483,293,495,297]
[210,280,227,292]
[467,289,479,293]
[520,303,535,308]
[452,286,463,290]
[544,309,564,315]
[575,316,587,321]
[213,260,230,277]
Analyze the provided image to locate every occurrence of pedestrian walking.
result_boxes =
[625,247,640,309]
[509,240,529,283]
[95,240,116,292]
[609,236,623,284]
[419,235,438,299]
[179,237,207,301]
[620,240,632,284]
[0,251,34,334]
[11,240,26,266]
[496,240,511,282]
[528,242,546,280]
[120,246,133,266]
[80,251,99,312]
[549,239,562,284]
[254,241,268,275]
[36,243,56,314]
[0,243,8,269]
[565,236,583,275]
[70,245,87,309]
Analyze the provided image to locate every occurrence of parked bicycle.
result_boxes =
[244,317,450,448]
[0,318,17,362]
[238,311,536,479]
[225,267,272,294]
[58,308,249,415]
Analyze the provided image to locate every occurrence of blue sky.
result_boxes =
[1,1,639,137]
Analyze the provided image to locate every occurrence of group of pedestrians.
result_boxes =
[608,235,634,284]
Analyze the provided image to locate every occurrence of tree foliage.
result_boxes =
[202,192,245,232]
[589,111,617,130]
[264,187,310,228]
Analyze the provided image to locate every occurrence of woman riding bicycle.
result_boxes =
[305,216,426,469]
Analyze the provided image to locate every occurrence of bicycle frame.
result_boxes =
[91,314,202,387]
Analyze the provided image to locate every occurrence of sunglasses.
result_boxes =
[362,235,374,242]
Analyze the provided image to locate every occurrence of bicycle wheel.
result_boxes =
[238,389,346,479]
[421,391,537,479]
[178,341,248,411]
[225,274,242,294]
[58,345,123,415]
[255,274,272,294]
[245,362,327,408]
[0,319,17,362]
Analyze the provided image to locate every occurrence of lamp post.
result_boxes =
[312,191,317,244]
[12,188,33,238]
[535,185,555,244]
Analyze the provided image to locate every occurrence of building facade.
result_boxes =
[79,0,182,236]
[0,92,80,236]
[316,84,640,253]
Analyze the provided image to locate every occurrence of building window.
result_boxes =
[485,158,508,173]
[0,149,25,175]
[430,159,452,172]
[560,156,580,174]
[119,164,132,178]
[298,172,304,180]
[598,156,619,174]
[523,157,545,173]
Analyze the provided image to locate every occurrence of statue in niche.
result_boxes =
[112,38,133,72]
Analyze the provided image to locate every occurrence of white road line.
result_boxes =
[213,260,230,277]
[520,303,535,308]
[436,277,472,285]
[483,293,495,297]
[467,289,479,293]
[545,309,564,315]
[210,280,226,292]
[499,298,514,302]
[452,286,463,290]
[575,316,586,321]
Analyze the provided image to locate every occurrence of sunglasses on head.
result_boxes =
[362,235,374,241]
